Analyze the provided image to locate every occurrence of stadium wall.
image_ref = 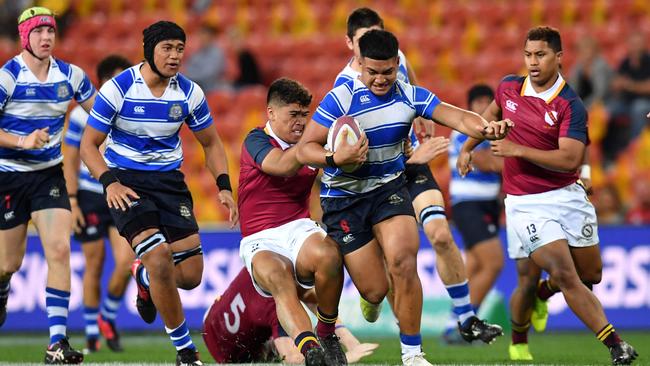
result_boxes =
[3,226,649,334]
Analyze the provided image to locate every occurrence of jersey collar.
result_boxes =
[264,121,292,150]
[521,73,565,104]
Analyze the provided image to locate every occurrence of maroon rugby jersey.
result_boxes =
[238,125,318,237]
[495,75,589,195]
[203,268,284,362]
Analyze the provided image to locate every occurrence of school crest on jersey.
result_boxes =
[56,82,70,100]
[544,111,558,126]
[168,103,183,120]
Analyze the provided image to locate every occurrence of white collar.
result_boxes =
[264,121,292,150]
[521,73,565,104]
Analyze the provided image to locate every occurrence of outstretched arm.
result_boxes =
[457,100,503,176]
[490,137,585,172]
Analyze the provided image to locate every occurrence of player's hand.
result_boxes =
[578,178,594,196]
[403,138,414,158]
[345,343,379,363]
[333,130,368,166]
[456,150,473,177]
[105,182,140,211]
[481,119,514,140]
[218,190,239,228]
[70,198,86,234]
[21,127,50,149]
[407,136,449,164]
[414,117,435,141]
[490,139,521,157]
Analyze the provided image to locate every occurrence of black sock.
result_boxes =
[597,324,621,348]
[294,331,319,356]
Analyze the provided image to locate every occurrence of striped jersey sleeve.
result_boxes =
[312,82,353,128]
[69,63,95,103]
[184,82,213,131]
[87,79,124,133]
[63,105,88,148]
[0,60,18,111]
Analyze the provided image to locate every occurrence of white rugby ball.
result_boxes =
[326,116,364,173]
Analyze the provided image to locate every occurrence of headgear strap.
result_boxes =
[142,21,186,79]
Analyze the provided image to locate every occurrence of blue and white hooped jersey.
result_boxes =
[0,55,95,172]
[448,131,500,204]
[313,79,441,197]
[86,64,213,171]
[333,50,420,149]
[63,105,102,194]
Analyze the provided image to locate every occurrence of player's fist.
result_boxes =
[490,138,520,157]
[21,127,50,149]
[333,130,368,167]
[218,190,239,228]
[481,119,514,140]
[456,150,473,177]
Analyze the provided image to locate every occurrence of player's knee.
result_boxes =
[176,257,203,290]
[314,244,343,276]
[424,222,453,251]
[548,267,580,289]
[142,246,174,282]
[261,263,294,293]
[485,258,504,275]
[361,288,388,305]
[578,268,602,285]
[387,252,417,279]
[0,260,22,277]
[518,276,538,298]
[45,240,71,265]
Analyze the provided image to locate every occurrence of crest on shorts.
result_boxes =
[388,193,404,205]
[56,83,69,99]
[581,224,594,238]
[49,186,60,198]
[415,174,428,184]
[179,203,192,218]
[168,103,183,120]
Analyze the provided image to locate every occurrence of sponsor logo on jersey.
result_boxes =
[169,103,183,120]
[134,106,145,114]
[342,233,355,243]
[360,95,371,104]
[505,100,518,112]
[179,203,192,218]
[25,88,36,97]
[4,211,14,221]
[49,186,60,198]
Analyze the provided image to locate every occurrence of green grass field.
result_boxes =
[0,331,646,365]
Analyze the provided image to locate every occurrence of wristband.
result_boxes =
[99,171,119,190]
[335,324,346,330]
[325,152,338,168]
[216,174,232,192]
[579,164,591,179]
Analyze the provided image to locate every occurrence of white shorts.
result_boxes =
[239,218,326,297]
[505,182,599,259]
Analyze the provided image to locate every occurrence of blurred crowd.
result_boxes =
[1,0,649,225]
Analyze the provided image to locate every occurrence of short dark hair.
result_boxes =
[467,84,494,107]
[359,29,398,60]
[267,78,312,107]
[526,26,562,53]
[97,55,132,82]
[346,7,383,39]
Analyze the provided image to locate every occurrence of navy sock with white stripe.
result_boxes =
[446,280,475,326]
[46,287,70,345]
[100,293,123,323]
[83,306,99,341]
[165,319,195,351]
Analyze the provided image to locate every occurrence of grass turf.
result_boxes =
[0,331,646,365]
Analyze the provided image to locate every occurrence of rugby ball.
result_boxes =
[326,116,364,173]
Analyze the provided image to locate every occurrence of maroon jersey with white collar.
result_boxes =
[495,75,589,195]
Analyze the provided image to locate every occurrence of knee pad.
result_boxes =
[419,205,446,225]
[172,245,203,265]
[133,232,167,258]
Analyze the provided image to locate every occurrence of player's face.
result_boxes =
[346,25,382,61]
[469,95,493,114]
[153,40,185,78]
[29,26,55,59]
[359,56,398,96]
[267,102,310,144]
[524,40,562,88]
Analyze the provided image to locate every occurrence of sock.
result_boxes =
[294,331,319,356]
[400,333,422,360]
[165,319,195,351]
[137,266,150,290]
[597,324,621,348]
[446,280,475,326]
[511,320,530,344]
[46,287,70,345]
[537,279,559,301]
[0,280,9,305]
[316,307,337,338]
[100,293,123,322]
[83,306,99,341]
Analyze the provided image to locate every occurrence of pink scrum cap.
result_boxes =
[17,7,57,51]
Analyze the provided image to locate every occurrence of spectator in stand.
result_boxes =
[183,23,228,92]
[593,184,625,225]
[569,36,612,108]
[229,29,263,89]
[602,32,650,167]
[625,172,650,225]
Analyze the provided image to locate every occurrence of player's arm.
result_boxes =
[193,126,239,226]
[295,120,367,168]
[62,121,85,233]
[491,137,585,171]
[430,102,511,141]
[0,128,49,149]
[457,100,503,176]
[578,148,593,194]
[260,147,303,177]
[78,92,97,113]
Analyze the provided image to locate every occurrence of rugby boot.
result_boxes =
[97,315,123,352]
[359,296,382,323]
[509,343,533,361]
[131,259,157,324]
[458,316,503,344]
[44,337,84,364]
[609,341,638,365]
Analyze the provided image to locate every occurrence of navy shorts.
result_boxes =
[108,169,199,244]
[452,200,500,249]
[0,164,70,230]
[404,163,440,201]
[321,176,415,254]
[74,190,114,243]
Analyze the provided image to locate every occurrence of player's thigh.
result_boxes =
[294,231,340,281]
[31,208,72,262]
[80,238,106,275]
[412,189,445,218]
[468,236,504,271]
[405,163,443,217]
[529,239,581,282]
[0,224,28,274]
[343,238,389,299]
[169,233,203,274]
[570,244,602,283]
[373,215,420,271]
[514,257,542,288]
[251,250,297,293]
